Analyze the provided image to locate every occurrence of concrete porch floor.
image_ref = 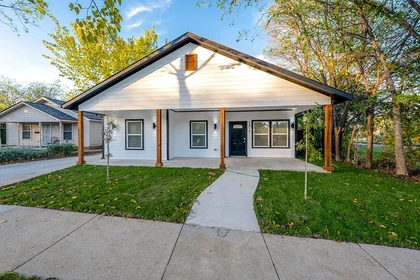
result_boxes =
[88,157,326,172]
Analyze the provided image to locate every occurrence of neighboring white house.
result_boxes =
[0,97,103,148]
[63,32,352,170]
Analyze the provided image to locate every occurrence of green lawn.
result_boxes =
[0,165,223,223]
[255,162,420,249]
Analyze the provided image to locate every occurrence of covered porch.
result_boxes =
[76,104,333,172]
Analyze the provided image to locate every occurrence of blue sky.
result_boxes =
[0,0,267,88]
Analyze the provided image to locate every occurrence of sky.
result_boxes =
[0,0,267,89]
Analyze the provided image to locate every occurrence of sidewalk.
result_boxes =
[0,155,101,186]
[1,206,418,280]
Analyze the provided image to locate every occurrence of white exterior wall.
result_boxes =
[104,110,167,160]
[19,123,41,146]
[79,43,331,112]
[6,123,17,146]
[105,109,295,160]
[89,120,103,147]
[0,105,58,123]
[169,111,220,158]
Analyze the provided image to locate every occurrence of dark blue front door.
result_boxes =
[229,121,247,156]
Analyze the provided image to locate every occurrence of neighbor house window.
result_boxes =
[185,54,197,71]
[126,120,143,150]
[22,123,31,139]
[190,121,207,148]
[253,120,289,148]
[272,121,289,147]
[253,121,270,147]
[63,123,72,140]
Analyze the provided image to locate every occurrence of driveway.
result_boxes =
[0,154,101,186]
[0,207,418,280]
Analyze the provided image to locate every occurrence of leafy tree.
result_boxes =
[0,76,67,111]
[1,0,122,40]
[103,117,116,183]
[0,0,48,34]
[43,17,158,93]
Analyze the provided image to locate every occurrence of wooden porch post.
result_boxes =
[77,111,86,164]
[155,109,163,167]
[323,104,334,172]
[219,108,226,169]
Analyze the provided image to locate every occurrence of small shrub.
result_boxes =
[46,143,76,155]
[0,143,76,164]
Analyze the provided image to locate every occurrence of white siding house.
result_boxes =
[63,32,352,169]
[0,97,102,148]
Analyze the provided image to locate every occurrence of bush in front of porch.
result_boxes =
[0,165,223,223]
[0,143,75,164]
[254,162,420,249]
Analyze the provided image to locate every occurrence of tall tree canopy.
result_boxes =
[0,76,68,111]
[43,18,158,94]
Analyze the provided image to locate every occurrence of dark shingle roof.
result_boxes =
[25,102,77,121]
[44,97,66,105]
[63,32,353,110]
[82,111,103,120]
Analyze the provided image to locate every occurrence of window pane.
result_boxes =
[273,135,288,147]
[254,121,269,134]
[22,124,30,131]
[63,132,72,140]
[128,135,142,148]
[63,124,72,132]
[254,135,269,147]
[192,122,206,134]
[22,131,30,139]
[192,135,206,147]
[128,122,142,134]
[272,121,288,134]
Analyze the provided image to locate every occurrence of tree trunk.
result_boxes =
[365,104,374,169]
[106,142,110,183]
[334,128,343,162]
[347,125,357,162]
[354,131,359,165]
[392,100,408,175]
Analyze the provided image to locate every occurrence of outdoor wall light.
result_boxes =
[153,123,156,129]
[214,123,217,129]
[291,123,295,129]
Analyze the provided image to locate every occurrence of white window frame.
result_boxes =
[63,123,73,140]
[190,121,208,149]
[126,120,143,150]
[271,120,289,148]
[22,123,31,140]
[253,121,270,148]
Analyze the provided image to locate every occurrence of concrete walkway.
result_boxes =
[186,168,260,232]
[0,207,419,280]
[0,155,101,186]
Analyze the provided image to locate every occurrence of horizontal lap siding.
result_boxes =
[0,105,58,123]
[79,44,330,112]
[225,111,295,158]
[105,110,167,160]
[170,111,220,158]
[89,121,103,147]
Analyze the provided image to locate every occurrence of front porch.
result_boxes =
[87,156,326,172]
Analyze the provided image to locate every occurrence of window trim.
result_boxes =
[271,120,289,148]
[252,120,270,148]
[185,54,197,71]
[190,120,208,149]
[22,123,31,140]
[125,119,144,150]
[63,123,73,140]
[252,119,290,149]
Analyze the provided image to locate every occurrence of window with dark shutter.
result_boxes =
[185,54,197,71]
